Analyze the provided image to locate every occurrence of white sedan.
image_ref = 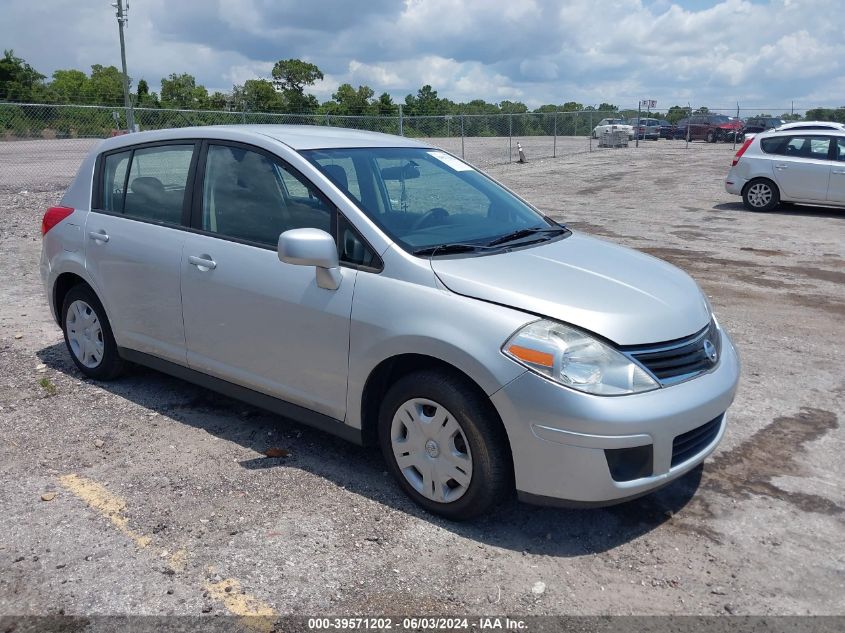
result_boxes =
[725,129,845,211]
[592,118,634,140]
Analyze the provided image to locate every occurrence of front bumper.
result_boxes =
[490,328,740,505]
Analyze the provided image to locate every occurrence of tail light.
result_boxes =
[732,138,754,166]
[41,206,74,236]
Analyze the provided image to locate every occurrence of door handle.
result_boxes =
[832,169,845,175]
[88,230,109,243]
[774,163,788,170]
[188,255,217,270]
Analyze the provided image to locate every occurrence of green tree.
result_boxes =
[135,78,160,108]
[665,105,690,124]
[48,69,88,103]
[560,101,584,112]
[804,107,845,123]
[208,91,229,110]
[404,85,447,116]
[160,73,208,109]
[375,92,395,116]
[597,102,618,112]
[233,79,282,112]
[0,49,46,101]
[271,59,323,113]
[329,83,375,115]
[86,64,126,106]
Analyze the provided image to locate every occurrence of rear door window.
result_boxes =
[124,145,194,224]
[100,144,194,223]
[761,136,831,159]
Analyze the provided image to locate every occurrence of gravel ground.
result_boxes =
[0,137,843,621]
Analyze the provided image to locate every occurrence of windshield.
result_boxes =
[302,147,557,253]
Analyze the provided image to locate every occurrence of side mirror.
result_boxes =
[278,228,341,290]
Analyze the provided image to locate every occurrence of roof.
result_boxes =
[95,124,432,153]
[759,127,845,137]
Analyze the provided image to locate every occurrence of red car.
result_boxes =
[686,114,743,142]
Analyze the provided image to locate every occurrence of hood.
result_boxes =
[430,233,710,346]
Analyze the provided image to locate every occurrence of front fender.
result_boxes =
[345,270,533,429]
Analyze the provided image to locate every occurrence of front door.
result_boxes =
[180,142,355,420]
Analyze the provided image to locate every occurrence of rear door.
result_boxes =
[86,142,197,363]
[762,135,832,202]
[828,137,845,204]
[180,141,361,420]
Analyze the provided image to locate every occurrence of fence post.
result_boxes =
[460,114,465,158]
[398,104,404,137]
[553,111,557,158]
[589,111,592,152]
[733,102,739,151]
[509,114,513,163]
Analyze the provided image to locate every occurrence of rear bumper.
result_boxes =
[725,175,747,196]
[491,327,740,505]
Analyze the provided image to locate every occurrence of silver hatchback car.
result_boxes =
[41,126,740,519]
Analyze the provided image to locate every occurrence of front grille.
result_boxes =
[622,320,720,385]
[671,414,723,467]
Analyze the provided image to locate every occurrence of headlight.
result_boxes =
[503,320,659,396]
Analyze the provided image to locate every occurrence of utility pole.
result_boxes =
[113,0,135,132]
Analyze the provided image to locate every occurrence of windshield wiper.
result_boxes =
[412,243,486,256]
[485,226,566,247]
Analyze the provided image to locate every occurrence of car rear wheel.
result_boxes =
[706,130,716,143]
[378,370,511,520]
[742,179,780,212]
[61,284,124,380]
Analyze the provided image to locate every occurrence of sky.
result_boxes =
[2,0,844,112]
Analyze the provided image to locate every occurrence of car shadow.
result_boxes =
[37,341,704,557]
[712,201,845,219]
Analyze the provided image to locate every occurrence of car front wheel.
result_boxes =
[742,179,780,212]
[61,284,124,380]
[378,370,511,520]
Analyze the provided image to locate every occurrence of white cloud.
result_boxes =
[1,0,843,111]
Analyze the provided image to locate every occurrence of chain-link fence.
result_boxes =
[2,101,834,191]
[0,102,628,190]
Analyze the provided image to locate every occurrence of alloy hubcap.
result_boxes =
[66,300,104,368]
[747,183,772,207]
[390,398,473,503]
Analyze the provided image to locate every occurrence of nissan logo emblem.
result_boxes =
[703,339,718,363]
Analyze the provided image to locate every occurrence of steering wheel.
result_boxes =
[412,207,450,230]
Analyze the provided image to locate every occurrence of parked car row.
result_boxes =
[592,116,845,146]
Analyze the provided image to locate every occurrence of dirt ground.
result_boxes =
[0,137,843,622]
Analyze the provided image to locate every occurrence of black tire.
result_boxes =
[378,370,511,520]
[742,178,780,212]
[706,130,716,143]
[61,284,124,380]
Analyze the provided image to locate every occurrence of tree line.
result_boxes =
[2,49,843,134]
